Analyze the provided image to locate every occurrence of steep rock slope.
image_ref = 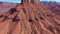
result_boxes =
[0,0,60,34]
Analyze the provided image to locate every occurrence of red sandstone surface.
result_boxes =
[0,2,17,14]
[0,0,60,34]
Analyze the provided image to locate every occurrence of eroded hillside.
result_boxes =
[41,1,60,16]
[0,0,60,34]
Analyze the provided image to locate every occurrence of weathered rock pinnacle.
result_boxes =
[21,0,40,4]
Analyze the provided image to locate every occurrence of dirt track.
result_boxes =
[0,0,60,34]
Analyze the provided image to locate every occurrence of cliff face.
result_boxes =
[0,0,60,34]
[21,0,39,3]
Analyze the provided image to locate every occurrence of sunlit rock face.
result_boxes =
[0,0,60,34]
[21,0,40,3]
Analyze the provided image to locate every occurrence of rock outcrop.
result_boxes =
[43,2,60,16]
[0,0,60,34]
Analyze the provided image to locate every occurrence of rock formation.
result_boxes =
[42,2,60,16]
[0,0,60,34]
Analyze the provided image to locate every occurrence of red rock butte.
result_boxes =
[0,0,60,34]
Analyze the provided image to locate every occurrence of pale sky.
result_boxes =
[40,0,60,2]
[0,0,60,3]
[0,0,21,3]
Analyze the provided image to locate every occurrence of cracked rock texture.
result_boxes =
[0,0,60,34]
